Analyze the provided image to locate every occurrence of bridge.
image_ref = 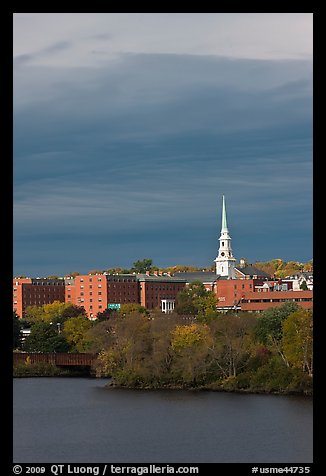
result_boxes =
[13,352,98,367]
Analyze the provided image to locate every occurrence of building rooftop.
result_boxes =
[136,273,186,283]
[173,271,219,283]
[235,265,271,279]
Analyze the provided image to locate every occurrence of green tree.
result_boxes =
[300,280,308,291]
[62,316,93,352]
[96,308,117,321]
[282,309,313,376]
[13,311,22,349]
[175,281,208,315]
[24,322,70,352]
[131,258,153,273]
[61,304,87,320]
[254,302,300,366]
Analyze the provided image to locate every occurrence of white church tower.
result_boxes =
[214,195,236,278]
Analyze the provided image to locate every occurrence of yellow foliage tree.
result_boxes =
[282,309,313,376]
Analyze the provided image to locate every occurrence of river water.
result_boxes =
[13,378,313,463]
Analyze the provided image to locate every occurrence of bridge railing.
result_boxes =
[13,352,98,367]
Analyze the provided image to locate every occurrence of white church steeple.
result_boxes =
[214,196,236,278]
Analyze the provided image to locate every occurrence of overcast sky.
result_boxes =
[13,13,313,276]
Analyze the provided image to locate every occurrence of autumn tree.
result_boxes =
[282,309,313,376]
[119,303,149,316]
[25,302,86,325]
[149,313,181,381]
[96,313,152,384]
[209,313,257,378]
[170,323,213,384]
[86,320,115,353]
[62,316,93,352]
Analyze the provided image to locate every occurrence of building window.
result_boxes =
[98,284,102,288]
[80,278,84,282]
[98,277,102,281]
[80,285,84,289]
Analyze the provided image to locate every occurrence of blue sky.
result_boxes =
[13,13,313,276]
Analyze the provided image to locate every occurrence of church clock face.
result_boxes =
[221,252,225,256]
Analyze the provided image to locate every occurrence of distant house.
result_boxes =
[284,272,313,291]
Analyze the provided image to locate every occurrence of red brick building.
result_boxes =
[137,273,186,310]
[64,273,186,318]
[215,278,312,311]
[13,278,66,318]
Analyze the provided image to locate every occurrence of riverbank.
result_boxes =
[13,362,92,377]
[105,376,313,396]
[13,363,313,396]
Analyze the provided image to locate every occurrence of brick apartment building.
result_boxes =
[137,273,186,310]
[64,273,186,318]
[65,274,139,318]
[13,278,65,318]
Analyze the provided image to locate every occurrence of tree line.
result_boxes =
[61,257,312,278]
[13,282,312,395]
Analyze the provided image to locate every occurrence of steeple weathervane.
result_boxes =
[214,195,236,278]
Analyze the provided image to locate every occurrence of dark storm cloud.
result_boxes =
[13,53,312,276]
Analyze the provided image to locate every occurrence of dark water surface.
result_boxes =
[13,378,313,463]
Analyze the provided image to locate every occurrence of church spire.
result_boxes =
[221,195,228,233]
[214,195,236,278]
